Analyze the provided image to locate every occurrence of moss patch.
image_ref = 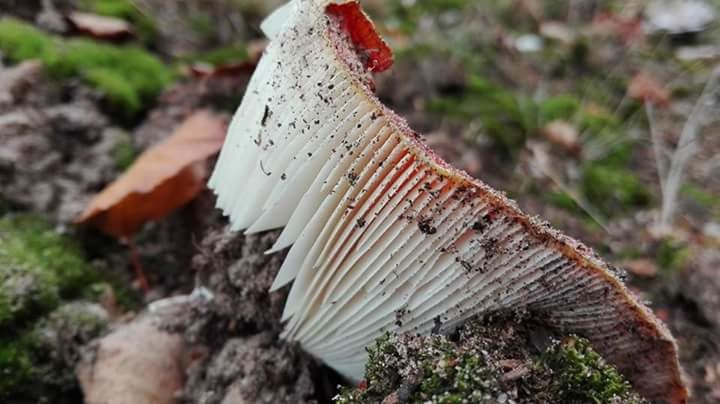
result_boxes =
[0,215,123,402]
[0,18,173,116]
[181,42,249,66]
[0,303,109,403]
[111,131,137,170]
[0,216,97,328]
[581,163,651,216]
[537,337,642,403]
[334,319,645,403]
[428,75,536,156]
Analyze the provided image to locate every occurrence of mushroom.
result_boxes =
[208,1,687,402]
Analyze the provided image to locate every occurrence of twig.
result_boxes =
[659,66,720,229]
[644,102,667,197]
[126,237,151,292]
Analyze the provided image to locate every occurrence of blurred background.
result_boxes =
[1,0,719,403]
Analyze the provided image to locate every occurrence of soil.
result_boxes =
[169,226,322,403]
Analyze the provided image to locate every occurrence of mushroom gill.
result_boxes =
[208,1,687,402]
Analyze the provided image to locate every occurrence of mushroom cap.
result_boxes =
[209,1,687,402]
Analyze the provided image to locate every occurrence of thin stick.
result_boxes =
[645,102,667,197]
[126,238,151,292]
[660,66,720,229]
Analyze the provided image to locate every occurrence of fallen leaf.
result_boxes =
[76,110,227,238]
[622,258,658,278]
[628,71,670,107]
[539,21,575,45]
[67,11,132,39]
[541,120,581,154]
[77,316,185,404]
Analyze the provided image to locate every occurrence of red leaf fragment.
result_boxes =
[326,1,393,73]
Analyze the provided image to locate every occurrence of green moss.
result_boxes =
[77,0,157,43]
[336,327,645,403]
[0,18,173,116]
[655,238,690,274]
[580,163,650,216]
[428,75,536,156]
[111,132,137,170]
[0,216,101,328]
[682,184,720,219]
[0,340,34,397]
[0,303,108,403]
[188,13,215,39]
[545,191,583,214]
[336,332,498,403]
[538,95,581,122]
[538,337,643,404]
[181,42,249,66]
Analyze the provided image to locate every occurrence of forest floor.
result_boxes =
[1,0,719,403]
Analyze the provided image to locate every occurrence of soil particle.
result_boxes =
[168,225,318,403]
[184,333,315,404]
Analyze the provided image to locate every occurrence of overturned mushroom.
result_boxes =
[208,1,687,402]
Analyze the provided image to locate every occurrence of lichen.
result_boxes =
[0,18,173,116]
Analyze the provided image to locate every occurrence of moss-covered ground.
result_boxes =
[0,215,136,403]
[335,320,645,404]
[0,17,172,117]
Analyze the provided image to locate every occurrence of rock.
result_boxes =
[78,316,185,404]
[645,0,716,35]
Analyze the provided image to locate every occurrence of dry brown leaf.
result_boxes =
[77,317,185,404]
[622,258,658,278]
[76,110,227,238]
[67,11,132,39]
[628,71,670,107]
[541,120,581,155]
[539,21,575,45]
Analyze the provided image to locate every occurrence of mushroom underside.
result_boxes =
[208,1,687,402]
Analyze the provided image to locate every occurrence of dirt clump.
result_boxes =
[169,226,318,403]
